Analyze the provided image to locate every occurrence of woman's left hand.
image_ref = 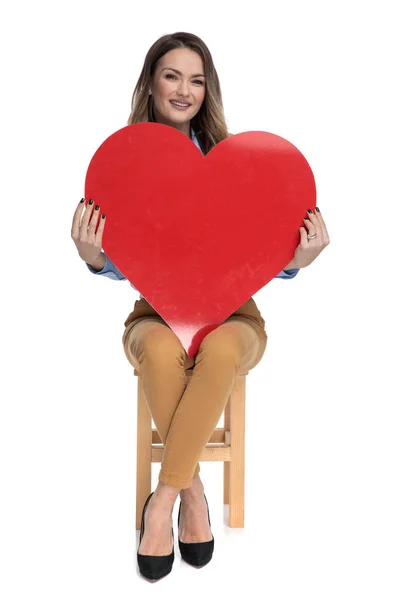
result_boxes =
[291,208,330,268]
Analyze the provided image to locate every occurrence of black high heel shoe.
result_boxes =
[137,492,175,580]
[178,493,214,567]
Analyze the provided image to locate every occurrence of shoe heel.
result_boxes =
[137,492,175,580]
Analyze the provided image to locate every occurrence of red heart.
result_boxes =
[85,123,315,357]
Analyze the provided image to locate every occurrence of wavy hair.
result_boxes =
[126,32,231,155]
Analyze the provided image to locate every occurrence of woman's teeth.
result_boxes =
[170,100,190,109]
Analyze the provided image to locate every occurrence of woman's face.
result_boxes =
[150,48,206,135]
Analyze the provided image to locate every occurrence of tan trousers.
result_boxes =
[122,297,267,489]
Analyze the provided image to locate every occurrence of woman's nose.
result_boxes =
[177,83,190,96]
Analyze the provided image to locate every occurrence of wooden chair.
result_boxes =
[134,368,249,529]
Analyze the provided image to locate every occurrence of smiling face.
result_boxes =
[150,48,206,137]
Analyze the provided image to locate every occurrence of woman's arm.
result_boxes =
[275,258,300,278]
[86,252,107,272]
[86,252,129,282]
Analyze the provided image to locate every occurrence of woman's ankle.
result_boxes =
[180,474,204,499]
[152,481,180,510]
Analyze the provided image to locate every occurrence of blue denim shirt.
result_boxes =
[86,127,300,292]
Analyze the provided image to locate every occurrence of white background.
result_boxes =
[1,0,399,597]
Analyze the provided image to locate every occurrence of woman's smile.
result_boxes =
[169,100,192,110]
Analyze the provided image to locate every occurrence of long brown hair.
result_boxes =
[126,32,231,155]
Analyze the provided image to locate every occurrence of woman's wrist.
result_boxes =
[86,252,107,272]
[283,258,300,270]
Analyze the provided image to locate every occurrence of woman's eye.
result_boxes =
[165,74,204,85]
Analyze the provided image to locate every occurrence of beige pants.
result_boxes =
[122,297,267,489]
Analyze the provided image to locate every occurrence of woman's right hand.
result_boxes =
[71,198,106,264]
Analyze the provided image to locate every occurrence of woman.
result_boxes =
[71,31,330,580]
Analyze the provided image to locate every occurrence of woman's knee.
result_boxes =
[197,321,265,366]
[197,325,243,362]
[130,323,187,368]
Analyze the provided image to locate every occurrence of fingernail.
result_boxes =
[101,214,106,219]
[88,199,93,205]
[95,205,99,210]
[80,198,84,203]
[307,209,312,213]
[316,206,320,212]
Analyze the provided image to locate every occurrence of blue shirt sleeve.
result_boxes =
[274,269,300,279]
[86,254,138,290]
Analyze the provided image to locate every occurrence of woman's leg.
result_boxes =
[122,316,201,479]
[123,317,201,555]
[159,318,267,488]
[174,318,267,543]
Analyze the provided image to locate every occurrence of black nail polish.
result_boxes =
[80,198,84,203]
[88,199,93,205]
[307,209,312,213]
[101,213,106,219]
[316,207,320,212]
[95,205,99,210]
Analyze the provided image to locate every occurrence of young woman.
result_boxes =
[71,31,330,580]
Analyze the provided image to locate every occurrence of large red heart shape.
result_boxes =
[85,123,315,356]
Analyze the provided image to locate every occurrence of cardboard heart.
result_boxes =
[85,122,316,356]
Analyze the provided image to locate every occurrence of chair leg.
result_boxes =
[136,376,152,530]
[223,396,231,505]
[229,375,246,527]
